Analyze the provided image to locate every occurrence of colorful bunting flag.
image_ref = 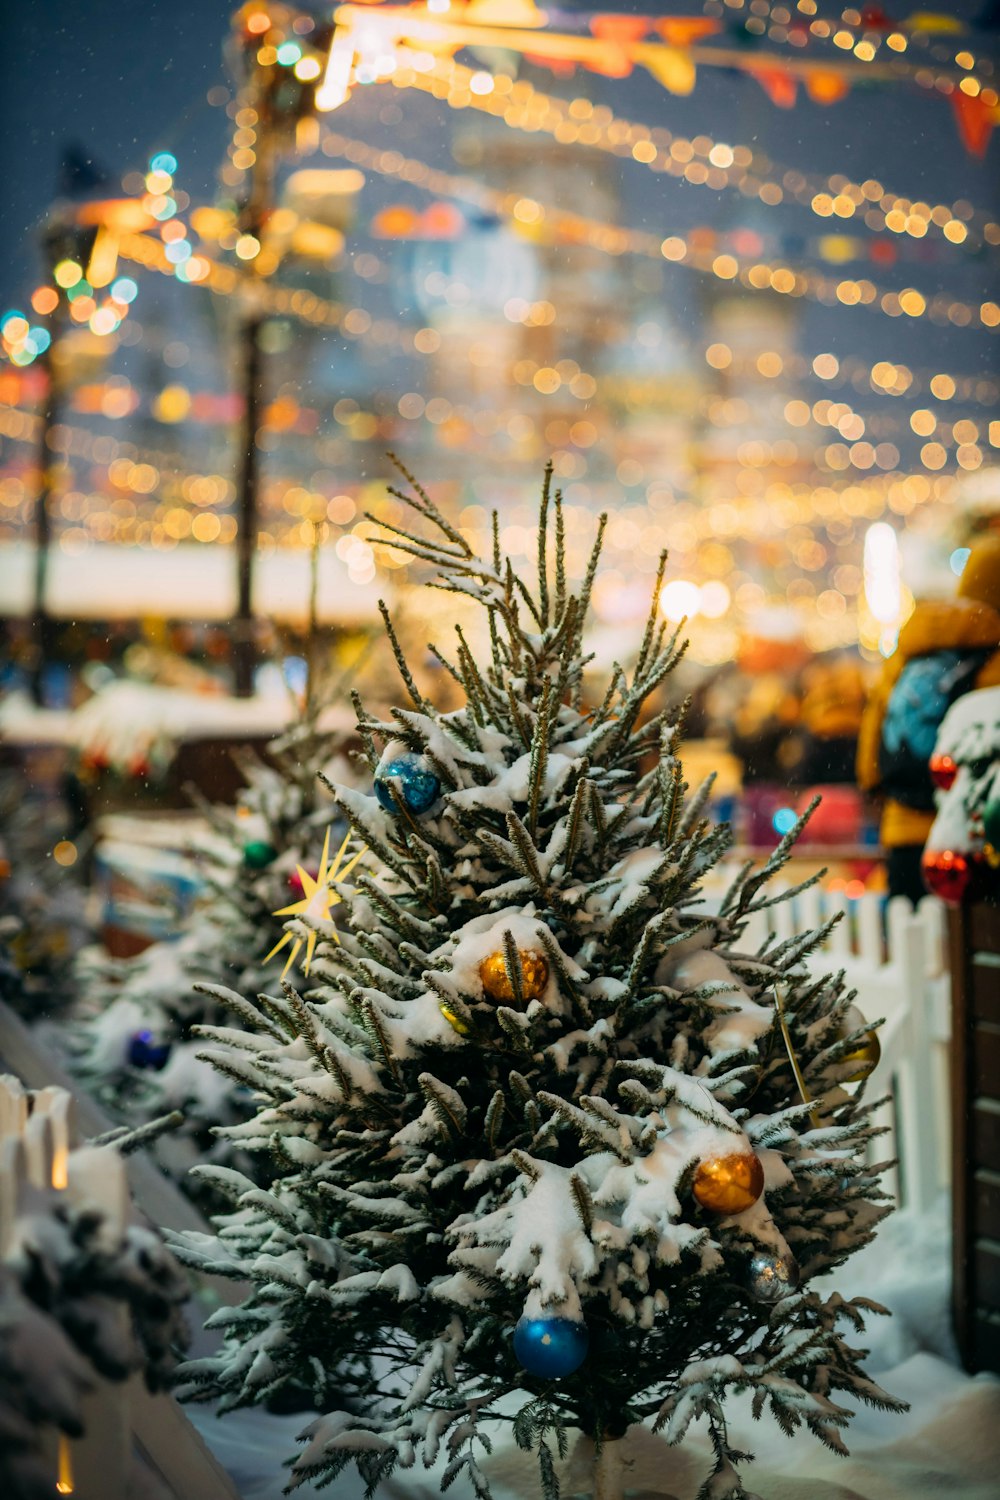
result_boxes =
[952,90,995,156]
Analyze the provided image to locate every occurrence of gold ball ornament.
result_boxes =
[479,948,549,1004]
[841,1029,881,1083]
[692,1152,765,1215]
[439,1001,471,1036]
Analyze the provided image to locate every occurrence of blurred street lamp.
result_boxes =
[28,213,99,704]
[227,3,337,696]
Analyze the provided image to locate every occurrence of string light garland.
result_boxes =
[315,121,997,334]
[218,8,1000,250]
[4,195,991,492]
[0,390,959,626]
[110,227,996,484]
[702,0,998,87]
[10,341,987,499]
[5,340,993,518]
[0,393,964,661]
[382,49,1000,254]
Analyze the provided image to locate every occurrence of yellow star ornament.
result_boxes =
[265,826,366,977]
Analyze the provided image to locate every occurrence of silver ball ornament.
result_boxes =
[747,1249,799,1304]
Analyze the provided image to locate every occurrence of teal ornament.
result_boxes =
[513,1315,589,1379]
[374,753,440,815]
[747,1249,799,1304]
[981,797,1000,848]
[243,839,278,870]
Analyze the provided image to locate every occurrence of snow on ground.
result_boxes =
[188,1198,1000,1499]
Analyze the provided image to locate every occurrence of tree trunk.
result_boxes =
[594,1436,625,1500]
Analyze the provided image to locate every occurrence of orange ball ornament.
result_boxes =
[479,948,549,1004]
[692,1152,765,1215]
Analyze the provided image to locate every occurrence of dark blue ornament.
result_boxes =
[374,753,440,815]
[127,1029,172,1071]
[513,1315,589,1379]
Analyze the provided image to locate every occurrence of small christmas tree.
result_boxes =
[173,466,901,1500]
[68,701,358,1191]
[0,772,90,1023]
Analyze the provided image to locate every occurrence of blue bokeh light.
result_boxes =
[772,807,798,837]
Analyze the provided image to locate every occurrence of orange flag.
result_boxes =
[748,65,798,109]
[805,70,851,105]
[655,18,721,46]
[952,91,994,156]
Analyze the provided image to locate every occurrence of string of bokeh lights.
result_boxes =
[219,101,1000,335]
[315,128,1000,419]
[108,219,999,485]
[701,0,999,85]
[0,152,192,370]
[371,49,1000,256]
[221,3,1000,253]
[0,386,961,659]
[3,153,996,513]
[0,113,971,494]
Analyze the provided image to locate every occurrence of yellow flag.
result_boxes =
[639,44,696,97]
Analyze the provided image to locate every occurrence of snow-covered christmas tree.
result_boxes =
[68,700,359,1191]
[173,466,901,1500]
[0,772,90,1023]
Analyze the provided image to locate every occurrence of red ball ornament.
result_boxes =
[921,847,971,905]
[286,867,317,897]
[929,753,958,792]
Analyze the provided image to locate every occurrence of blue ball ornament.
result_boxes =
[513,1315,589,1379]
[374,753,440,815]
[127,1029,172,1071]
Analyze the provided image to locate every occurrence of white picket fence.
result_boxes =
[741,888,951,1215]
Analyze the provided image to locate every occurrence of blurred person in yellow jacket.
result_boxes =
[857,533,1000,903]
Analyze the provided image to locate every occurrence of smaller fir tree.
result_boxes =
[68,700,358,1190]
[173,466,901,1500]
[0,772,89,1023]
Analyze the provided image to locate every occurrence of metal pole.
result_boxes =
[232,302,264,697]
[231,109,275,699]
[29,328,62,705]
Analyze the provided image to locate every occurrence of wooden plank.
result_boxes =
[972,956,1000,1024]
[972,1023,1000,1097]
[972,1309,1000,1376]
[130,1381,240,1500]
[973,1100,1000,1172]
[974,1170,1000,1242]
[950,902,975,1367]
[973,1238,1000,1309]
[970,902,1000,954]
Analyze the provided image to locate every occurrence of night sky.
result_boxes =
[1,0,233,311]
